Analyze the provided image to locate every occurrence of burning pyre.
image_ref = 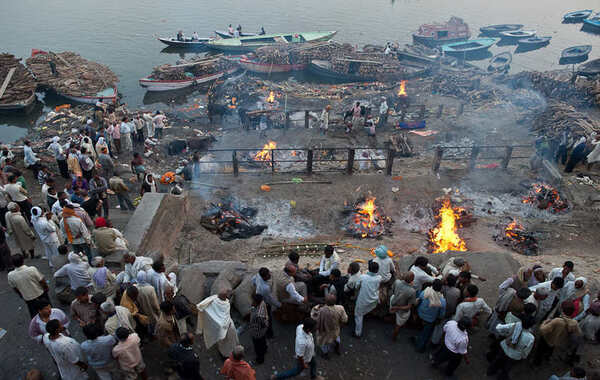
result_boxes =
[266,91,275,103]
[200,197,267,241]
[428,199,468,253]
[254,141,277,165]
[345,196,393,238]
[521,182,568,213]
[397,80,407,97]
[494,219,538,256]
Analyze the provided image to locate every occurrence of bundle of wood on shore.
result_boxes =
[290,41,354,65]
[26,52,118,96]
[509,70,595,108]
[149,57,233,81]
[529,101,598,137]
[329,53,407,80]
[430,72,483,99]
[253,45,291,65]
[0,54,36,104]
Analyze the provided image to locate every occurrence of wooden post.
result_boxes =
[347,148,355,175]
[502,146,513,169]
[232,150,239,177]
[271,149,275,174]
[432,146,443,173]
[458,103,465,115]
[304,111,310,129]
[437,104,444,118]
[419,105,426,119]
[385,148,394,176]
[307,149,313,175]
[285,112,290,129]
[468,146,480,170]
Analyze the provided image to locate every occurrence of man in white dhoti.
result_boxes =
[119,253,153,284]
[196,288,239,358]
[353,261,382,338]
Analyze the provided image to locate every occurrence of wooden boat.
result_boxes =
[441,38,498,55]
[308,59,375,82]
[238,57,306,73]
[583,15,600,29]
[207,31,337,52]
[577,58,600,77]
[0,54,37,112]
[517,36,551,47]
[60,87,117,105]
[480,24,523,36]
[499,30,536,38]
[215,30,257,39]
[157,37,211,48]
[563,10,593,22]
[397,50,436,66]
[561,45,592,59]
[487,52,512,72]
[0,92,36,112]
[140,72,225,91]
[412,17,470,47]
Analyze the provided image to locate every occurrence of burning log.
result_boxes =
[200,197,267,241]
[428,198,468,253]
[521,182,568,213]
[254,141,277,165]
[344,196,393,239]
[494,219,538,256]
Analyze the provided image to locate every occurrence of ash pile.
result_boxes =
[200,197,267,241]
[493,219,539,256]
[0,53,36,105]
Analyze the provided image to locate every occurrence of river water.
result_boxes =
[1,0,598,141]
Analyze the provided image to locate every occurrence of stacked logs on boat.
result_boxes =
[0,54,36,104]
[253,45,292,65]
[528,101,599,138]
[509,70,596,108]
[26,51,118,96]
[289,42,355,65]
[329,54,406,80]
[149,58,232,81]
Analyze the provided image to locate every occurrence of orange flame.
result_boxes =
[266,91,275,103]
[505,219,526,242]
[254,141,277,163]
[397,80,407,97]
[429,199,467,253]
[228,97,237,109]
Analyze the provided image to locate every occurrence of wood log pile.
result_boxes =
[290,42,354,64]
[529,101,599,137]
[0,54,36,104]
[509,70,595,108]
[254,45,291,65]
[26,52,118,96]
[149,57,234,81]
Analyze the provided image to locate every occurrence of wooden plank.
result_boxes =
[52,52,71,67]
[0,67,16,100]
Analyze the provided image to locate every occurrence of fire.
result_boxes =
[429,199,467,253]
[266,91,275,103]
[397,80,407,97]
[349,196,387,239]
[228,97,237,109]
[254,141,277,163]
[505,219,526,242]
[521,182,568,213]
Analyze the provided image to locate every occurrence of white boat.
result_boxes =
[60,87,117,105]
[139,72,225,92]
[499,30,536,38]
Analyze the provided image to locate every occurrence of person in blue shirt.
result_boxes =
[413,279,446,353]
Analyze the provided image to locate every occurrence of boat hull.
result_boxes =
[561,45,592,59]
[308,60,375,82]
[215,30,257,39]
[412,34,468,48]
[499,30,536,38]
[0,92,36,112]
[563,10,593,22]
[207,31,337,52]
[480,24,523,36]
[59,88,117,104]
[441,38,498,55]
[139,72,225,92]
[517,37,551,47]
[583,18,600,29]
[239,58,306,73]
[158,37,210,49]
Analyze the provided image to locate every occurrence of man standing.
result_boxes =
[89,174,110,218]
[153,111,167,139]
[319,106,330,135]
[487,315,536,378]
[109,175,136,211]
[6,202,36,258]
[81,323,119,380]
[390,271,417,341]
[135,271,160,328]
[249,294,269,364]
[101,302,136,335]
[156,300,180,348]
[8,253,49,317]
[31,207,60,268]
[452,284,492,325]
[378,97,388,128]
[271,318,323,380]
[414,279,446,353]
[311,294,347,358]
[60,204,92,262]
[120,118,133,154]
[5,175,33,224]
[530,277,565,322]
[43,319,89,380]
[534,301,582,365]
[48,136,70,178]
[354,261,382,338]
[314,245,340,289]
[97,148,115,180]
[252,267,278,338]
[71,286,99,327]
[431,317,471,378]
[549,261,576,283]
[351,102,362,131]
[410,256,441,290]
[220,345,256,380]
[196,288,239,359]
[112,327,148,380]
[168,333,203,380]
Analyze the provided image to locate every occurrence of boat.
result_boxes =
[577,58,600,77]
[0,92,36,112]
[583,15,600,30]
[412,17,470,47]
[215,30,257,39]
[157,37,212,48]
[238,57,306,73]
[206,31,337,52]
[308,59,375,82]
[517,36,551,47]
[487,52,512,72]
[139,72,225,91]
[0,54,37,112]
[563,10,593,22]
[499,30,536,38]
[561,45,592,60]
[479,24,523,36]
[60,87,117,104]
[441,38,498,55]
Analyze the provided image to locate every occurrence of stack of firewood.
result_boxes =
[530,101,598,137]
[0,54,36,104]
[290,42,354,64]
[254,45,291,65]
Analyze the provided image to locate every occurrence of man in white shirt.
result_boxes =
[354,261,382,338]
[276,264,308,306]
[378,97,388,128]
[153,111,167,139]
[432,318,471,377]
[119,117,133,153]
[453,284,492,324]
[487,316,536,379]
[23,140,41,177]
[54,252,92,291]
[529,277,565,322]
[410,256,441,290]
[271,318,323,380]
[548,261,575,283]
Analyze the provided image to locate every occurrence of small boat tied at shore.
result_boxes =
[441,38,498,55]
[26,50,118,104]
[487,51,512,73]
[499,30,536,39]
[562,9,593,23]
[479,24,523,36]
[412,17,470,47]
[207,31,337,52]
[0,53,37,112]
[560,45,592,62]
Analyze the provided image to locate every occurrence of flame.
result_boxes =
[254,141,277,163]
[505,219,526,242]
[228,97,237,109]
[429,199,467,253]
[350,196,386,238]
[266,91,275,103]
[521,183,568,212]
[397,80,407,97]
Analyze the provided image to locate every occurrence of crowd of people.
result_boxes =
[535,128,600,173]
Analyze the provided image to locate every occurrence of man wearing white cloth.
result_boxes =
[196,288,239,358]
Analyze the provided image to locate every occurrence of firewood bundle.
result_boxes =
[254,45,291,65]
[150,65,189,81]
[290,42,354,64]
[0,54,36,104]
[509,70,595,108]
[388,132,413,157]
[530,101,598,137]
[26,51,118,96]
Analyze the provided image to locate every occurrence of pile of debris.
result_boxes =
[329,55,412,80]
[0,54,37,105]
[521,182,569,213]
[509,70,595,108]
[200,197,267,241]
[289,41,355,64]
[149,57,235,81]
[494,219,538,256]
[529,101,598,137]
[252,45,292,65]
[26,51,118,96]
[388,132,413,157]
[430,72,485,101]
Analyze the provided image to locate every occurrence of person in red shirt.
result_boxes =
[220,345,256,380]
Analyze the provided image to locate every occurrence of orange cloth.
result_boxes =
[62,207,81,243]
[220,358,256,380]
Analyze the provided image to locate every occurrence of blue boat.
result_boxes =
[583,14,600,29]
[441,38,498,55]
[563,10,593,22]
